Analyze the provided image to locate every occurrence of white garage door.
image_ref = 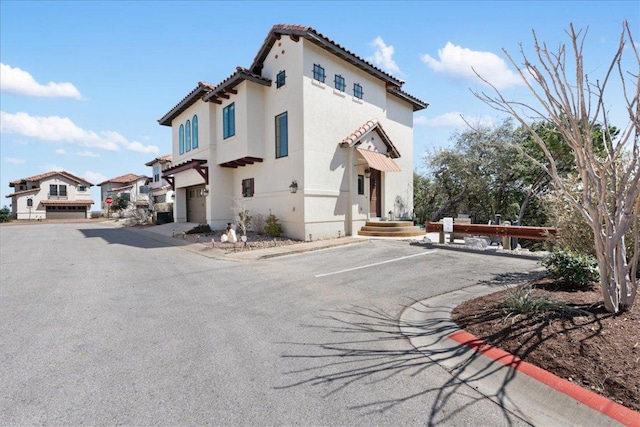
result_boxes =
[186,185,206,224]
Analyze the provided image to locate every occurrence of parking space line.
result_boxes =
[315,250,437,278]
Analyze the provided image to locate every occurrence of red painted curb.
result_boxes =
[449,330,640,427]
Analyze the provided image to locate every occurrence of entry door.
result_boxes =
[187,185,206,223]
[369,169,381,217]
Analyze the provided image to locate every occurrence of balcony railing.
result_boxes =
[47,193,68,200]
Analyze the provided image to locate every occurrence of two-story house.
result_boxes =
[98,173,150,215]
[158,24,428,240]
[5,171,94,220]
[144,154,174,206]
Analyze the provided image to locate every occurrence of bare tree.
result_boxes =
[474,22,639,313]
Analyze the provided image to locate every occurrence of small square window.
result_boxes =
[242,178,254,198]
[276,70,286,88]
[358,175,364,195]
[313,64,325,83]
[353,83,363,100]
[334,74,345,92]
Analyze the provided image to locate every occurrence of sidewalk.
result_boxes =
[400,285,639,427]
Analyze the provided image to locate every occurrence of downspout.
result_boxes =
[347,147,354,236]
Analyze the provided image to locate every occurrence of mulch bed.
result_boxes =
[452,277,640,412]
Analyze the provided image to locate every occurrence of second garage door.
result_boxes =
[186,185,206,224]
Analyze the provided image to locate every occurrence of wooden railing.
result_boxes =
[425,222,557,249]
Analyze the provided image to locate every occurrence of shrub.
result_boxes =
[264,213,283,238]
[186,224,212,234]
[501,285,562,314]
[237,210,252,236]
[541,250,599,288]
[0,206,10,223]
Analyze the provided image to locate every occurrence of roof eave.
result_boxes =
[158,85,211,127]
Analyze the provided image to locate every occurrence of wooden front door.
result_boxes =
[369,169,381,217]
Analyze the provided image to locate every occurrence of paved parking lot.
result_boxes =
[1,222,540,425]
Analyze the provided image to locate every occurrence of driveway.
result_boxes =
[1,222,540,425]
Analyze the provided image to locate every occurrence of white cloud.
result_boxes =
[421,42,523,89]
[0,111,159,154]
[417,112,493,128]
[77,150,99,158]
[369,36,401,75]
[5,157,25,164]
[55,148,66,155]
[83,171,107,185]
[0,63,82,99]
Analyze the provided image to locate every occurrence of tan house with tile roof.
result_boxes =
[158,24,428,240]
[5,171,94,220]
[97,173,150,215]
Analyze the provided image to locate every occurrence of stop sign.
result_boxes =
[105,196,113,205]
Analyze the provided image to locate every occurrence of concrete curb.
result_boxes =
[411,241,547,261]
[399,284,639,427]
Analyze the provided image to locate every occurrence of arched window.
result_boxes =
[179,124,185,154]
[27,198,33,207]
[192,115,198,149]
[185,119,191,152]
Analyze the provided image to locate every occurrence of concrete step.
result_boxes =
[358,229,426,237]
[360,226,423,233]
[364,221,415,228]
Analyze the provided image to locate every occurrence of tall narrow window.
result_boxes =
[312,64,325,83]
[27,198,33,207]
[276,70,286,88]
[185,119,192,152]
[192,115,198,149]
[179,124,185,154]
[275,112,288,159]
[334,74,345,92]
[353,83,363,100]
[59,185,67,196]
[153,166,160,182]
[357,175,365,195]
[223,103,235,139]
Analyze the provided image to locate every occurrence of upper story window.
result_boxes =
[276,70,286,88]
[312,64,325,83]
[353,83,363,100]
[242,178,254,198]
[275,112,288,159]
[179,124,185,154]
[78,185,87,192]
[192,115,198,149]
[153,166,160,182]
[334,74,345,92]
[49,184,58,196]
[59,185,67,196]
[223,103,235,139]
[185,119,192,152]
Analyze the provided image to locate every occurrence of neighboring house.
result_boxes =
[144,154,174,206]
[5,171,94,220]
[97,173,150,215]
[158,24,428,240]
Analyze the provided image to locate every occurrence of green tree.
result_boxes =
[0,206,11,223]
[110,195,130,214]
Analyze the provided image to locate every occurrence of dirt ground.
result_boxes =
[452,278,640,412]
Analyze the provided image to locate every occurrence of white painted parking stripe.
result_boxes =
[315,250,437,278]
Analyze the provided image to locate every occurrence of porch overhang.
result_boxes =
[161,158,209,189]
[219,156,264,168]
[41,199,94,206]
[356,148,401,172]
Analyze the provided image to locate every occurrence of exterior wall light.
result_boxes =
[364,168,372,178]
[203,187,209,196]
[289,180,298,193]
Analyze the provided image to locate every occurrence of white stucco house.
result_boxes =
[5,171,94,220]
[97,173,150,215]
[158,24,428,240]
[144,154,174,205]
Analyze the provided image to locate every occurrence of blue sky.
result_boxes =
[1,1,638,208]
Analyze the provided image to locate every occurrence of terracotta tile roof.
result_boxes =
[340,118,400,158]
[145,154,173,166]
[4,188,40,198]
[386,85,429,111]
[158,82,216,126]
[98,173,148,186]
[112,184,134,192]
[202,67,271,103]
[40,199,95,205]
[9,170,93,187]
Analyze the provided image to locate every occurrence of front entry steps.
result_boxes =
[358,221,426,237]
